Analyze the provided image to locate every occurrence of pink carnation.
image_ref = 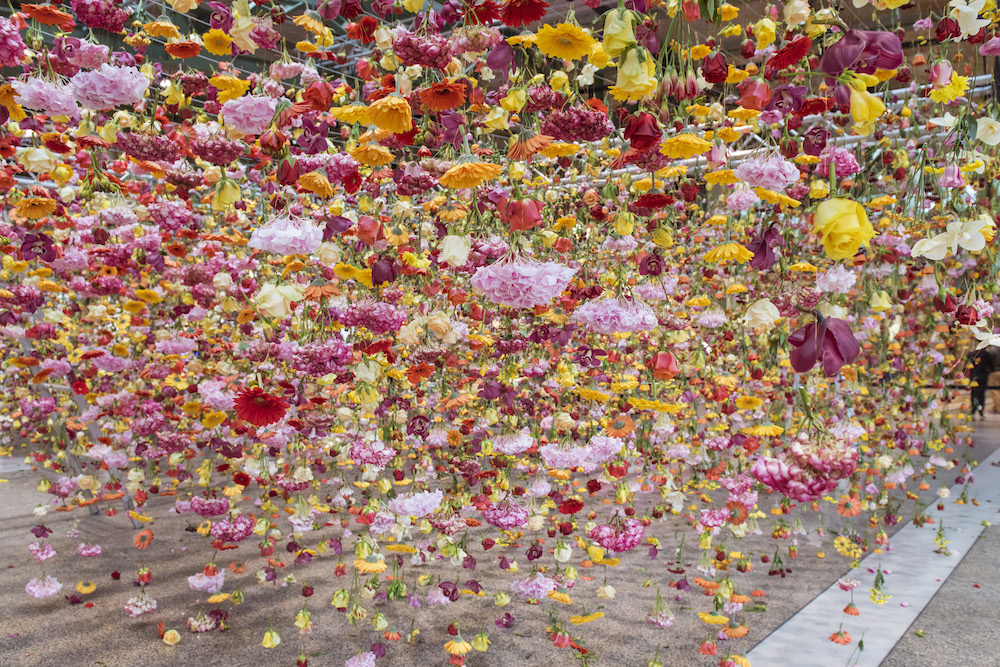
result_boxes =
[0,17,27,68]
[13,78,79,117]
[249,216,324,255]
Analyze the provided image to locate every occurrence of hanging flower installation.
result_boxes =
[2,0,1000,664]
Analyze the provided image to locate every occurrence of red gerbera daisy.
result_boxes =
[464,0,500,24]
[764,36,813,79]
[499,0,549,27]
[234,387,289,427]
[633,191,674,210]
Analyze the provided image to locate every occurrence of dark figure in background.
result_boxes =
[967,345,1000,420]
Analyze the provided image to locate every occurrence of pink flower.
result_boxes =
[13,78,79,118]
[0,17,27,68]
[471,256,575,309]
[71,64,149,110]
[77,543,103,557]
[25,575,62,598]
[249,216,324,255]
[187,569,225,593]
[388,489,444,517]
[222,95,277,135]
[979,36,1000,56]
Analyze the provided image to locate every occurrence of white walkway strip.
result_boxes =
[748,447,1000,667]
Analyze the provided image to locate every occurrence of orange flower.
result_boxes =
[829,630,852,645]
[165,40,202,59]
[418,82,467,112]
[723,625,749,639]
[725,500,749,525]
[843,602,860,616]
[605,413,634,437]
[229,561,247,574]
[836,494,862,518]
[133,529,154,549]
[21,3,75,28]
[407,362,435,386]
[508,133,553,161]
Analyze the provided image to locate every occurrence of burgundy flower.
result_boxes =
[638,252,664,276]
[935,17,961,43]
[21,233,57,262]
[802,127,830,156]
[371,258,397,286]
[701,52,728,84]
[623,112,662,152]
[234,387,289,427]
[788,316,860,377]
[747,227,785,270]
[818,30,903,78]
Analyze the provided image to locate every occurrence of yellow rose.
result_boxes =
[754,18,777,49]
[253,283,306,319]
[589,43,610,69]
[163,629,181,646]
[809,179,830,199]
[812,199,876,261]
[500,89,526,112]
[602,7,636,57]
[549,70,569,93]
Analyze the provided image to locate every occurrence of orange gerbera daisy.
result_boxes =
[21,3,75,29]
[829,630,852,645]
[843,602,860,616]
[14,197,57,220]
[725,500,749,525]
[439,157,503,189]
[165,40,202,59]
[229,561,247,574]
[605,413,635,437]
[133,529,154,549]
[723,625,749,639]
[508,133,553,161]
[418,82,467,112]
[836,494,862,518]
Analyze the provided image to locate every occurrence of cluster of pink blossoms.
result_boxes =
[249,216,324,256]
[751,439,858,502]
[71,64,148,110]
[481,498,529,530]
[221,95,277,135]
[392,29,453,69]
[588,517,644,553]
[734,154,801,191]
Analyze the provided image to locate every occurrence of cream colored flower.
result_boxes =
[438,235,472,267]
[743,298,781,331]
[253,283,306,319]
[976,116,1000,146]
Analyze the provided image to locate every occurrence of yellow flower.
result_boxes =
[690,44,712,59]
[602,7,635,57]
[367,93,413,134]
[743,423,784,436]
[705,169,740,186]
[577,387,612,403]
[298,171,337,197]
[535,23,597,61]
[76,581,96,594]
[812,199,876,261]
[201,411,227,429]
[144,20,181,39]
[444,638,473,656]
[439,159,503,189]
[870,290,892,312]
[209,75,250,103]
[539,142,580,158]
[735,396,764,410]
[330,105,371,125]
[163,629,181,646]
[929,73,969,104]
[500,88,526,113]
[847,75,886,123]
[261,629,281,648]
[202,29,233,57]
[660,134,712,159]
[570,612,605,624]
[611,47,657,101]
[547,589,573,604]
[809,179,830,199]
[483,106,510,132]
[134,289,163,304]
[754,18,777,49]
[698,612,730,625]
[704,242,753,265]
[755,188,800,208]
[726,65,750,85]
[207,593,230,603]
[349,143,394,168]
[354,554,387,574]
[718,3,739,20]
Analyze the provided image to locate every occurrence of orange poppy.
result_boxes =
[165,41,202,59]
[836,494,862,518]
[605,413,634,438]
[21,3,75,28]
[133,529,154,549]
[417,81,467,112]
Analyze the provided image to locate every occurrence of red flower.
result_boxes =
[764,36,812,79]
[623,112,662,152]
[346,16,379,43]
[499,0,549,27]
[234,387,289,427]
[701,53,729,84]
[464,0,500,23]
[498,196,544,232]
[737,78,772,110]
[648,351,680,380]
[558,499,584,514]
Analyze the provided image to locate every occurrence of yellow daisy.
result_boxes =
[534,23,597,61]
[202,29,233,56]
[703,242,754,265]
[660,134,712,159]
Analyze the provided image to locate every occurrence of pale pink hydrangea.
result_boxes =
[124,592,157,617]
[249,216,324,255]
[481,498,529,530]
[348,439,397,468]
[13,78,79,117]
[0,17,27,68]
[471,256,576,309]
[345,652,377,667]
[735,155,800,190]
[726,187,760,212]
[187,569,225,593]
[221,95,277,135]
[71,64,149,109]
[588,517,644,553]
[388,489,444,517]
[571,297,657,334]
[492,432,534,455]
[77,543,103,557]
[25,575,63,598]
[511,573,557,600]
[816,264,857,294]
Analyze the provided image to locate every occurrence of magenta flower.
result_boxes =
[818,30,903,77]
[788,316,860,377]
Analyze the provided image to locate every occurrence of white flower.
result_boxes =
[742,298,781,331]
[976,116,1000,146]
[438,235,472,267]
[784,0,810,25]
[253,283,306,319]
[929,112,958,128]
[911,217,991,260]
[970,326,1000,349]
[17,147,58,173]
[576,63,598,87]
[950,0,990,39]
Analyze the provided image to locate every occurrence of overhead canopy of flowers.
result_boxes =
[2,0,999,664]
